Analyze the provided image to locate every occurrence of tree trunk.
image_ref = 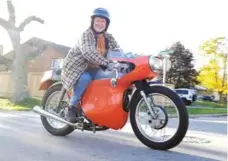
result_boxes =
[218,92,223,104]
[0,0,44,103]
[9,31,29,103]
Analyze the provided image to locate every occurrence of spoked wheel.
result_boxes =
[130,85,189,150]
[40,84,75,136]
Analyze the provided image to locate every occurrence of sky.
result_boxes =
[0,0,227,70]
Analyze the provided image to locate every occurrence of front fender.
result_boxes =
[39,68,62,90]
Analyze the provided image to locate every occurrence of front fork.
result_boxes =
[140,91,158,119]
[135,80,158,119]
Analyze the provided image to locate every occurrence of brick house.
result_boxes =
[2,37,70,72]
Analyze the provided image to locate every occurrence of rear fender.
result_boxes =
[39,69,62,90]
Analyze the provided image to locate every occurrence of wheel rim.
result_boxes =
[135,93,180,143]
[45,91,69,129]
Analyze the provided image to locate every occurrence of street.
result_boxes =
[0,110,227,161]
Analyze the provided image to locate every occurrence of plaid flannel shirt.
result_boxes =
[61,28,121,91]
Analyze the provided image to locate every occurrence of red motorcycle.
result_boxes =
[33,51,189,150]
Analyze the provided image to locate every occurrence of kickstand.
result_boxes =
[92,124,96,133]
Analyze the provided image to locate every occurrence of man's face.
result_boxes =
[93,17,107,32]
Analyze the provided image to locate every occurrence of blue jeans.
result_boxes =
[70,68,117,107]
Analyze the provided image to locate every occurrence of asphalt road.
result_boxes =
[0,110,227,161]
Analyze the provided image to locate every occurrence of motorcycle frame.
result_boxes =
[39,56,160,130]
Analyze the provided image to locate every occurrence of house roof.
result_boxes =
[4,37,70,60]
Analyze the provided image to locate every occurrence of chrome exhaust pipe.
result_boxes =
[33,106,82,129]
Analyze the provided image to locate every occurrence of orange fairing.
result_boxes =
[114,56,158,82]
[81,79,129,130]
[81,56,158,130]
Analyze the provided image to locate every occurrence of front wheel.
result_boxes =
[130,85,189,150]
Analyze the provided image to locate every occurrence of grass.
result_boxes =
[0,97,41,111]
[192,101,227,108]
[187,108,227,115]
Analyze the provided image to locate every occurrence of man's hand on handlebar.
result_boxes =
[107,61,129,73]
[107,61,120,70]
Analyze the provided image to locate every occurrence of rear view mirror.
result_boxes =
[159,50,174,55]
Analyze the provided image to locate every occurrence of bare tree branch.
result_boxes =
[18,16,44,31]
[7,0,15,25]
[0,17,10,30]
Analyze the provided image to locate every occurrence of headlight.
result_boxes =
[149,56,163,72]
[149,56,172,73]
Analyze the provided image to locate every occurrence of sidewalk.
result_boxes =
[188,113,227,118]
[187,105,227,110]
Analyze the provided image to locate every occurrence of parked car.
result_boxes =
[199,95,215,102]
[174,88,197,105]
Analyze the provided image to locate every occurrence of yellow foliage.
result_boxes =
[197,59,227,94]
[200,37,226,58]
[198,37,227,95]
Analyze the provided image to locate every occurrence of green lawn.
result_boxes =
[192,101,227,108]
[188,108,227,114]
[0,98,41,111]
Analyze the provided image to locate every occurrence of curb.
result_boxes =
[187,106,227,110]
[188,114,227,118]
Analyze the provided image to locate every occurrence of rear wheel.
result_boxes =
[40,83,75,136]
[130,85,189,150]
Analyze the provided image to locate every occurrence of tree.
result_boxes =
[0,0,44,103]
[197,59,227,95]
[165,42,199,88]
[198,37,227,102]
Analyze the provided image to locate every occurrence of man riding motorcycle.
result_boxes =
[61,7,125,122]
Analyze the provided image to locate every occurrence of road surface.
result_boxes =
[0,110,227,161]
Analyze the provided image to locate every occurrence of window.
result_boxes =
[51,58,63,69]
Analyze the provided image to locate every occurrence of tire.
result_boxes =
[130,85,189,150]
[40,83,75,136]
[186,101,192,106]
[181,98,191,106]
[192,95,197,102]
